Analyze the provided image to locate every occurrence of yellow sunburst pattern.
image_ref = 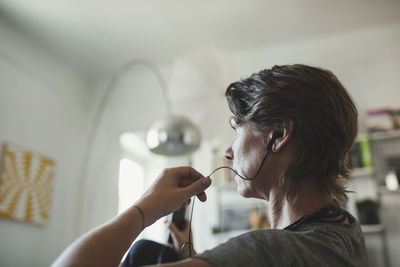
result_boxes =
[0,143,55,224]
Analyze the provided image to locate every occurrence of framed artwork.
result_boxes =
[0,142,56,225]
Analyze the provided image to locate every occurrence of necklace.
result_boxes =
[283,202,348,231]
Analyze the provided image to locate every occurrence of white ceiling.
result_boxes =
[1,0,400,76]
[1,0,400,147]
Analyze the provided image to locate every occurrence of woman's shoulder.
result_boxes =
[195,212,366,266]
[231,217,364,248]
[196,224,366,267]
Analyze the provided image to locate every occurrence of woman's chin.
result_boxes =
[236,183,253,198]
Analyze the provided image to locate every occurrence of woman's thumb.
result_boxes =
[184,177,212,198]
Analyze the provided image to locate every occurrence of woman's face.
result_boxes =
[224,116,271,198]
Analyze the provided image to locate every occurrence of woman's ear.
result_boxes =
[268,121,294,152]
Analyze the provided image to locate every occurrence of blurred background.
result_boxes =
[0,1,400,266]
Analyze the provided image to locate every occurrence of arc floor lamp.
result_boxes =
[76,59,202,234]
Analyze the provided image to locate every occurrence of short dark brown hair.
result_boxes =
[225,64,358,203]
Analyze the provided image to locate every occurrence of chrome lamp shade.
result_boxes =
[146,115,201,156]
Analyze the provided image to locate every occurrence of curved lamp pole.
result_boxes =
[75,59,201,235]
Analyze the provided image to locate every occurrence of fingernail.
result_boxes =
[201,177,212,186]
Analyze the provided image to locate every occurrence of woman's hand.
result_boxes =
[166,219,195,258]
[51,167,210,267]
[136,167,212,227]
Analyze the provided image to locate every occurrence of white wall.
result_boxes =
[76,65,174,235]
[0,21,89,267]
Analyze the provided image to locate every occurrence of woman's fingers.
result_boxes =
[170,167,211,202]
[168,220,190,239]
[196,191,207,202]
[168,221,180,236]
[182,198,191,207]
[167,221,184,251]
[137,166,210,225]
[176,167,206,186]
[183,176,212,200]
[166,219,193,258]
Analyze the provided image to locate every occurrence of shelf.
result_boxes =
[351,168,374,178]
[378,186,400,195]
[369,129,400,141]
[361,224,385,234]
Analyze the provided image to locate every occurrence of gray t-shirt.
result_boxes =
[195,219,367,267]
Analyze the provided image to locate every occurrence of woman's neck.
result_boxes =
[269,185,333,229]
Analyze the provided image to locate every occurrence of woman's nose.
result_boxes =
[224,146,234,161]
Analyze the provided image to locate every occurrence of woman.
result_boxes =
[53,64,367,266]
